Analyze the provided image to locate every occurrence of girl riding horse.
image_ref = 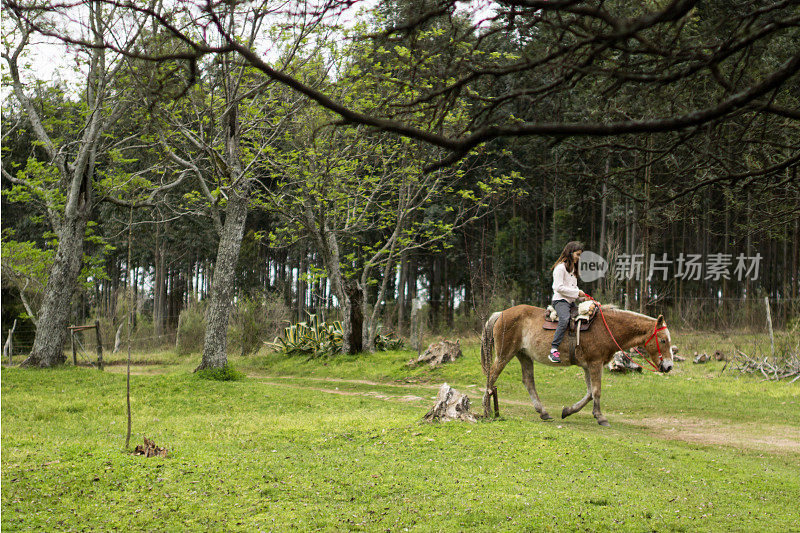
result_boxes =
[549,241,586,363]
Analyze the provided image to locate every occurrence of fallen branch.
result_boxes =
[731,347,800,381]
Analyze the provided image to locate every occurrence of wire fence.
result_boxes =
[2,326,175,361]
[2,295,797,361]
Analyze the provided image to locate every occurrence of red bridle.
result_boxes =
[586,295,667,372]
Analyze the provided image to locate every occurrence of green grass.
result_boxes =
[3,331,800,531]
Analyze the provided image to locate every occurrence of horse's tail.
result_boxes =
[481,312,502,376]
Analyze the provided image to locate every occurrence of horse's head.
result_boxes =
[643,315,673,373]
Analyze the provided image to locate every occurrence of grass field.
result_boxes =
[2,331,799,531]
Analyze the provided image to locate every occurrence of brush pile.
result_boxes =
[731,349,800,382]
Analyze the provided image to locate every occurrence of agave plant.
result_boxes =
[269,313,401,356]
[269,313,344,357]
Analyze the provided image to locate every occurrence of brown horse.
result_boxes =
[480,304,673,426]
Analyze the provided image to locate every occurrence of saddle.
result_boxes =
[542,300,598,332]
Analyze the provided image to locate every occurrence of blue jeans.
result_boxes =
[551,299,575,350]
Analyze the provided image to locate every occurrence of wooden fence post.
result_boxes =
[95,320,104,371]
[71,329,77,365]
[3,319,17,366]
[765,296,775,359]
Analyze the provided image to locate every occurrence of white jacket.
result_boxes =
[552,262,580,303]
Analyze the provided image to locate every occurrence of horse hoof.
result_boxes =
[597,419,610,427]
[540,413,553,421]
[561,407,571,419]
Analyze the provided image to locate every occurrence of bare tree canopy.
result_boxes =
[5,0,799,172]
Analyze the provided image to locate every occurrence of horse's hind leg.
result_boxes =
[518,354,552,420]
[482,358,508,417]
[482,343,517,418]
[562,368,592,419]
[588,362,610,426]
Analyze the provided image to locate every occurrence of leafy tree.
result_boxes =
[1,5,150,366]
[266,38,509,351]
[147,6,318,369]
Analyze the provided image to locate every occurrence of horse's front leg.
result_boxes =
[588,362,610,426]
[561,367,592,419]
[518,354,552,420]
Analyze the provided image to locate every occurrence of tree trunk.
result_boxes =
[624,197,631,307]
[745,189,752,298]
[110,259,119,318]
[397,251,409,335]
[640,138,651,314]
[782,215,789,325]
[133,263,139,313]
[793,211,798,300]
[153,222,166,338]
[444,260,453,328]
[407,254,417,304]
[308,219,357,354]
[361,285,374,353]
[362,247,399,353]
[430,256,442,331]
[196,189,249,370]
[298,244,307,322]
[344,281,362,354]
[7,9,122,368]
[599,161,608,295]
[22,213,88,367]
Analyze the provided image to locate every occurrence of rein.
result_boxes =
[586,295,666,372]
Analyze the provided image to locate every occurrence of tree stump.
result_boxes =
[713,350,727,361]
[607,351,642,373]
[693,352,709,364]
[424,383,476,423]
[407,340,462,367]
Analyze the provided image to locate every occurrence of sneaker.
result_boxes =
[549,350,561,363]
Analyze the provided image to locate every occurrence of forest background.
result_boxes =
[2,0,798,369]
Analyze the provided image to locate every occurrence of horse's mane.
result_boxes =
[604,306,657,321]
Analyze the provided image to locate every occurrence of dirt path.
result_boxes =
[107,367,799,453]
[621,415,800,453]
[252,374,446,390]
[252,374,800,454]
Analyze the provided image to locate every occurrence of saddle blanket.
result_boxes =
[542,300,597,331]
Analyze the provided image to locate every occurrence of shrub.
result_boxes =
[451,309,482,338]
[176,304,206,355]
[196,364,245,381]
[228,291,291,356]
[374,328,404,350]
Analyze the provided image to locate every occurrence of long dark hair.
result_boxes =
[551,241,584,275]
